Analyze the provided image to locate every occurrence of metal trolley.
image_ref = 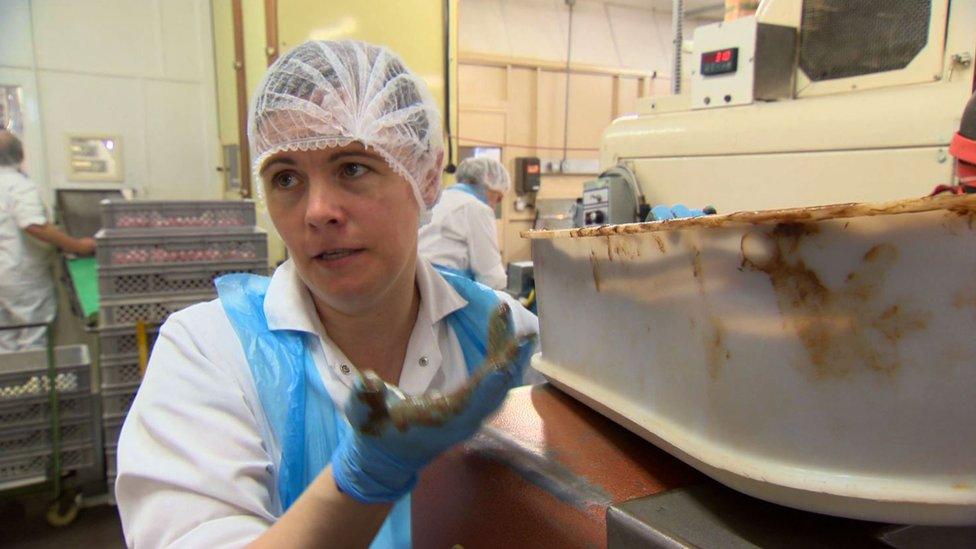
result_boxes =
[0,322,97,526]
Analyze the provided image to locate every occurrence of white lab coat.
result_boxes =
[115,258,539,547]
[418,188,507,289]
[0,166,55,351]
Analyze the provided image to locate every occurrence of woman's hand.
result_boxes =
[332,303,536,503]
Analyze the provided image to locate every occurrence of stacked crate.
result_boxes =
[0,346,96,488]
[95,200,267,491]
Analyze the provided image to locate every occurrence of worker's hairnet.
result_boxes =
[248,40,445,220]
[456,157,510,194]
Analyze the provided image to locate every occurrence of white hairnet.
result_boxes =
[456,157,510,194]
[248,40,445,220]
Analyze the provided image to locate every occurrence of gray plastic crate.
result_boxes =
[0,444,95,486]
[101,385,140,422]
[0,394,92,429]
[99,295,211,328]
[0,346,91,404]
[95,229,267,267]
[100,199,256,232]
[102,418,124,447]
[98,261,267,300]
[0,418,95,456]
[98,325,160,361]
[99,356,144,390]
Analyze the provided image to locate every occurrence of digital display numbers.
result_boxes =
[700,47,739,76]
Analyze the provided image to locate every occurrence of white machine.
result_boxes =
[598,0,973,217]
[530,0,976,526]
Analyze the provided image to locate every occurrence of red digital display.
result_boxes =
[704,49,734,63]
[700,47,739,76]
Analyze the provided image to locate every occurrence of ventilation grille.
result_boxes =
[799,0,931,81]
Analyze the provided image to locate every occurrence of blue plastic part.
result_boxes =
[650,204,708,221]
[431,264,476,281]
[447,182,489,205]
[216,268,533,548]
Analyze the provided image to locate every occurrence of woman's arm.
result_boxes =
[249,466,390,548]
[24,223,96,255]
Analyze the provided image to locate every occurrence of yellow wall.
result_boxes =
[275,0,459,164]
[243,0,268,97]
[211,0,238,148]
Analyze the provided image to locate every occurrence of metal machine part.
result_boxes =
[799,0,931,83]
[608,484,976,549]
[581,165,643,226]
[532,197,577,231]
[520,0,976,533]
[505,261,534,301]
[55,189,127,238]
[528,194,976,525]
[691,16,797,109]
[604,0,972,215]
[413,384,976,547]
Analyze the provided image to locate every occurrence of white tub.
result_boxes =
[526,194,976,525]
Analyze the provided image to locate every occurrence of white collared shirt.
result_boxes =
[115,258,538,548]
[0,166,54,296]
[418,187,507,289]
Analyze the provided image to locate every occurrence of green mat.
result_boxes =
[66,257,99,318]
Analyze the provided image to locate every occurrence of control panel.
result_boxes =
[691,16,796,110]
[514,157,541,195]
[582,167,640,226]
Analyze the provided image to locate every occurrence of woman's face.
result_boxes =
[261,143,421,313]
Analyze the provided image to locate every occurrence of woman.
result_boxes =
[418,156,510,289]
[116,40,537,548]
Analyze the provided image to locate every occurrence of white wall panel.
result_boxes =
[502,0,569,61]
[30,0,162,77]
[144,81,216,200]
[458,0,511,56]
[568,1,619,67]
[0,0,35,68]
[37,71,147,191]
[160,0,207,81]
[459,0,720,74]
[1,0,221,200]
[607,4,671,71]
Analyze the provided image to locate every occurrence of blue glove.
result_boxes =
[649,203,715,221]
[332,312,535,504]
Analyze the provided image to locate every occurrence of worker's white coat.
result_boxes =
[418,188,507,289]
[0,166,55,351]
[115,259,538,547]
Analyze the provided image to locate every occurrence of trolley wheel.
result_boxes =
[45,495,80,527]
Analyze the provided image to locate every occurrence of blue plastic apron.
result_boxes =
[215,268,502,548]
[448,182,488,205]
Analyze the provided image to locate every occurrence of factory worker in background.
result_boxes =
[419,156,509,289]
[0,130,95,351]
[115,40,537,548]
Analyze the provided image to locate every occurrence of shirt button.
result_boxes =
[339,364,350,374]
[418,356,429,367]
